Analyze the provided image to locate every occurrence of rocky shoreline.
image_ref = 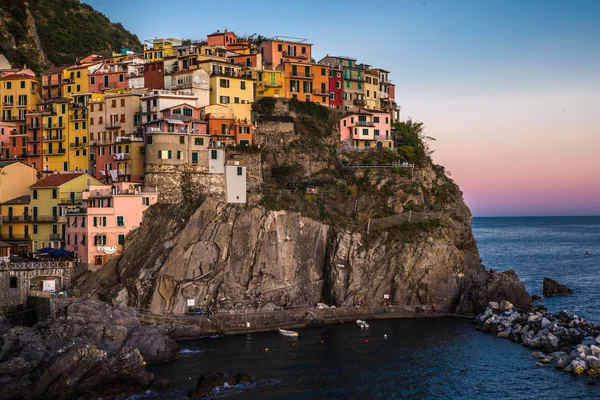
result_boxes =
[476,301,600,377]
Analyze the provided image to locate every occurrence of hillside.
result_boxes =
[81,98,531,316]
[0,0,141,72]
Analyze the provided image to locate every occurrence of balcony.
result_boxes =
[69,142,87,148]
[1,214,32,222]
[313,88,329,96]
[353,99,367,106]
[31,215,59,222]
[258,80,284,88]
[43,135,65,141]
[282,51,309,59]
[69,113,87,121]
[354,120,374,127]
[345,75,365,82]
[42,148,66,155]
[105,122,121,129]
[59,193,83,204]
[28,136,41,143]
[117,169,131,175]
[112,153,130,160]
[62,78,74,84]
[90,139,113,146]
[27,124,41,130]
[16,102,28,108]
[1,116,24,122]
[70,102,87,109]
[2,101,13,107]
[210,69,255,79]
[43,123,65,129]
[0,234,31,241]
[49,234,64,241]
[27,151,40,157]
[291,71,314,79]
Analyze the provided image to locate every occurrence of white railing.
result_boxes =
[0,261,75,271]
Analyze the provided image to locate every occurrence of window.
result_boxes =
[82,121,86,129]
[33,224,38,234]
[90,117,94,125]
[179,136,185,144]
[81,217,85,227]
[142,197,150,206]
[120,99,125,107]
[302,46,306,54]
[9,277,17,289]
[20,81,25,89]
[177,151,183,160]
[112,100,117,108]
[237,167,243,176]
[67,86,72,93]
[240,81,246,90]
[386,117,389,123]
[374,129,380,136]
[363,129,369,136]
[77,71,81,78]
[167,150,172,159]
[74,122,79,130]
[6,82,10,89]
[321,68,326,76]
[119,74,124,82]
[346,81,350,89]
[219,96,230,104]
[374,116,380,123]
[343,120,346,127]
[194,138,204,146]
[183,107,192,117]
[52,189,57,199]
[147,135,153,144]
[90,77,95,85]
[191,152,198,164]
[277,44,283,51]
[118,234,125,246]
[117,216,124,227]
[220,79,230,88]
[234,97,240,104]
[211,149,218,160]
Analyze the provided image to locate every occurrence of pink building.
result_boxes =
[65,182,158,270]
[339,108,393,150]
[88,62,130,93]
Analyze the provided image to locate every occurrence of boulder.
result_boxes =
[570,359,589,375]
[488,301,500,310]
[123,325,179,363]
[316,303,329,309]
[547,332,559,348]
[541,318,552,329]
[500,300,514,311]
[497,330,510,339]
[542,278,573,297]
[596,335,600,345]
[555,356,571,369]
[531,351,545,359]
[531,294,543,302]
[575,344,591,358]
[590,345,600,356]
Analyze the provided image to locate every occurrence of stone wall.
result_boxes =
[0,265,75,309]
[144,164,225,204]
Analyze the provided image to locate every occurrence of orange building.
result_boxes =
[278,62,329,105]
[207,30,238,47]
[228,53,262,69]
[202,105,253,146]
[261,37,312,69]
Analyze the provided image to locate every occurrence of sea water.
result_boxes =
[145,216,600,399]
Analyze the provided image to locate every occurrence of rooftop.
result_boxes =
[2,195,30,205]
[30,173,86,188]
[0,160,20,169]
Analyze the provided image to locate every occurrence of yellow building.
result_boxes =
[364,69,379,110]
[67,93,96,172]
[37,99,69,173]
[144,38,181,62]
[29,172,101,250]
[63,64,93,96]
[0,195,32,252]
[197,60,254,121]
[0,72,42,137]
[256,70,285,98]
[0,161,37,251]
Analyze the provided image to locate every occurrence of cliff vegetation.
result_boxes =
[0,0,141,71]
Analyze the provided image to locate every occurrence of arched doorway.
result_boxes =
[377,141,383,148]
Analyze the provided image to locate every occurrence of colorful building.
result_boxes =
[202,104,253,146]
[328,66,343,110]
[170,69,210,106]
[0,71,42,141]
[140,89,200,124]
[364,68,379,110]
[369,68,400,121]
[143,61,165,90]
[65,181,158,271]
[25,99,69,173]
[144,38,181,62]
[261,37,312,69]
[63,64,97,96]
[197,60,255,119]
[207,30,238,47]
[0,121,18,160]
[0,195,32,252]
[319,56,366,112]
[277,61,329,105]
[29,172,102,251]
[89,90,144,184]
[255,70,285,98]
[41,66,68,100]
[339,109,393,149]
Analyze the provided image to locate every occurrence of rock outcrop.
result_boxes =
[476,305,600,377]
[0,299,177,399]
[543,277,573,296]
[188,372,253,398]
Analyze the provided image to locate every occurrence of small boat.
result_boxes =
[279,328,299,337]
[356,320,369,329]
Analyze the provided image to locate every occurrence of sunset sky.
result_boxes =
[85,0,600,216]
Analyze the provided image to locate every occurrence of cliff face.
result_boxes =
[0,0,141,71]
[92,99,530,315]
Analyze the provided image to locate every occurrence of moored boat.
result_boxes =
[279,328,299,337]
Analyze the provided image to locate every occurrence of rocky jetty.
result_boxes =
[188,372,253,398]
[543,277,573,296]
[0,299,177,399]
[476,302,600,377]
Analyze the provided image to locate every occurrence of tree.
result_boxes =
[393,119,435,166]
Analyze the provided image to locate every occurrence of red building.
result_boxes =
[143,61,164,89]
[207,30,238,47]
[88,62,129,93]
[329,66,342,110]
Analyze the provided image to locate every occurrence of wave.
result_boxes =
[179,348,207,354]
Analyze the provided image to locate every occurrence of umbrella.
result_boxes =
[38,247,54,254]
[48,249,72,257]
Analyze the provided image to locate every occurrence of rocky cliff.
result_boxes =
[0,0,141,71]
[88,99,531,316]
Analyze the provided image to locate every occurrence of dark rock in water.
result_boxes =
[458,269,531,314]
[531,295,543,302]
[124,325,179,363]
[188,372,253,398]
[543,278,573,297]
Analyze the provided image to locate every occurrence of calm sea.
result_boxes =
[144,216,600,399]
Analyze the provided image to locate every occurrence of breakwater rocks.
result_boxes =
[0,299,178,399]
[476,302,600,377]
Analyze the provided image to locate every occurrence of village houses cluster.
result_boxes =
[0,30,400,271]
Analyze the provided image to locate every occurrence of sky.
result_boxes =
[83,0,600,216]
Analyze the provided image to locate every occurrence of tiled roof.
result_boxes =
[0,74,37,80]
[2,195,30,205]
[30,173,85,188]
[42,66,68,75]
